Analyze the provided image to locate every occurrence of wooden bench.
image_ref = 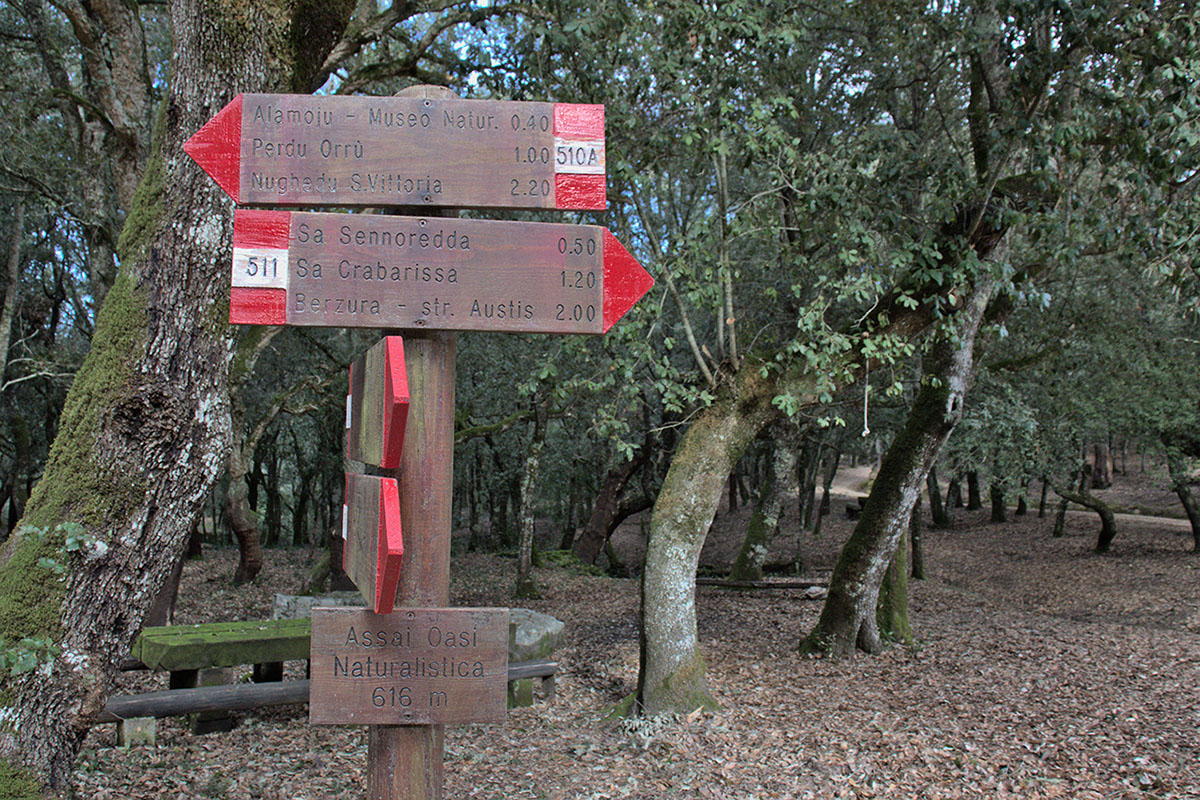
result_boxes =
[100,658,558,743]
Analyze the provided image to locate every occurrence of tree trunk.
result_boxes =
[572,446,648,564]
[878,516,913,642]
[1038,476,1049,518]
[1054,467,1120,553]
[801,274,995,657]
[637,365,780,715]
[225,436,263,585]
[990,483,1006,523]
[1164,450,1200,551]
[966,470,983,509]
[810,446,841,540]
[926,465,949,527]
[730,440,798,582]
[909,494,925,580]
[515,399,548,598]
[1091,441,1113,489]
[946,475,963,509]
[0,1,353,791]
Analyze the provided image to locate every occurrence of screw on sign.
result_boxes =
[184,94,606,210]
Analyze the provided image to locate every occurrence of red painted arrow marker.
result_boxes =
[342,473,404,614]
[228,209,654,335]
[185,93,605,210]
[346,337,409,469]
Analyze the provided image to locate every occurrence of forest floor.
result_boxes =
[76,464,1200,799]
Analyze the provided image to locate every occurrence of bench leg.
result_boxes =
[252,661,283,683]
[116,716,157,747]
[542,674,556,701]
[507,678,534,708]
[190,667,235,734]
[168,669,198,690]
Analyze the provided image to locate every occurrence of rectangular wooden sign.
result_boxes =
[346,336,409,469]
[185,93,605,210]
[342,473,404,614]
[309,607,509,726]
[228,209,653,334]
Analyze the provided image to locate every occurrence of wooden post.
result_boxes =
[368,330,455,800]
[367,75,460,800]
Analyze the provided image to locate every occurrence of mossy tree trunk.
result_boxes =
[0,1,353,792]
[801,273,996,657]
[877,519,913,644]
[730,437,798,582]
[637,365,781,715]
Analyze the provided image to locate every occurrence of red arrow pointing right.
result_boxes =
[602,229,654,333]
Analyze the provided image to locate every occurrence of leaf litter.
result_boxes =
[77,468,1200,798]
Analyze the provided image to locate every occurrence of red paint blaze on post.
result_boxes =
[229,208,290,324]
[602,229,655,333]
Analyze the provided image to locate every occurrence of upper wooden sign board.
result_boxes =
[228,209,654,334]
[347,336,409,469]
[184,93,605,211]
[310,607,508,726]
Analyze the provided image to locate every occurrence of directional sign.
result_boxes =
[342,473,404,614]
[347,337,409,469]
[185,93,605,210]
[229,209,654,334]
[309,607,508,726]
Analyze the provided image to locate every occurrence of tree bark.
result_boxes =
[0,1,354,791]
[801,274,996,657]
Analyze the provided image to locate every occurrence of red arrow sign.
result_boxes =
[229,209,653,334]
[347,337,409,469]
[185,93,605,210]
[342,473,404,614]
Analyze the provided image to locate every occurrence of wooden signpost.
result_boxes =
[342,473,405,615]
[309,607,508,725]
[184,93,606,210]
[228,208,653,333]
[189,83,652,800]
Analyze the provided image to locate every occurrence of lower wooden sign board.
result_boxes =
[309,607,509,726]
